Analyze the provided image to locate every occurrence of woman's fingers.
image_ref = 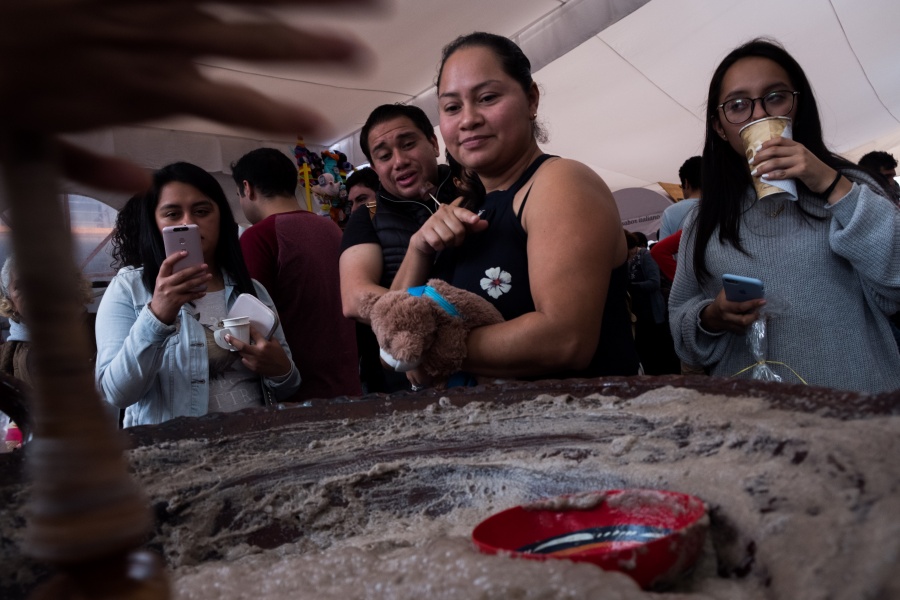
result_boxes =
[754,138,833,189]
[228,328,263,357]
[721,299,764,332]
[705,292,765,334]
[158,260,210,293]
[237,330,292,376]
[418,205,486,252]
[157,251,187,278]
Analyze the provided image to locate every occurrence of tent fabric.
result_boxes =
[613,187,672,238]
[8,0,895,217]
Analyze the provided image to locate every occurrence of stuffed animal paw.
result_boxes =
[358,279,504,380]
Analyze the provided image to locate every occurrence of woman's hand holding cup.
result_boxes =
[752,137,848,203]
[214,317,251,351]
[227,327,293,378]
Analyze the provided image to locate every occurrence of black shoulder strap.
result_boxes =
[510,154,554,195]
[516,185,534,222]
[515,155,556,221]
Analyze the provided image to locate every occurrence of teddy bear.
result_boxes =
[358,278,504,381]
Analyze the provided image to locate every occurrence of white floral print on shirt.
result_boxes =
[481,267,511,299]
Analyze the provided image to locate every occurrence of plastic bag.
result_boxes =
[746,293,791,382]
[747,317,780,381]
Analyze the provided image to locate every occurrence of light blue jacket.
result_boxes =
[659,197,698,240]
[95,267,301,427]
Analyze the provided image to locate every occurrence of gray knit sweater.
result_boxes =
[670,170,900,393]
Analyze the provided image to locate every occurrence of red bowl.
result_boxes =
[471,489,708,589]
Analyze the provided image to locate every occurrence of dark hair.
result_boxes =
[445,149,485,210]
[858,150,897,171]
[345,166,380,194]
[437,32,547,143]
[110,193,144,270]
[359,104,436,163]
[230,148,298,198]
[625,231,640,250]
[692,38,858,282]
[678,156,702,190]
[139,162,256,296]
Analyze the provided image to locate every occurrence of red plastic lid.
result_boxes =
[472,489,708,589]
[5,423,22,443]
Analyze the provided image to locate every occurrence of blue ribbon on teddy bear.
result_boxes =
[406,285,477,388]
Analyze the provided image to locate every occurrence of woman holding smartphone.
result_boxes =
[391,32,639,386]
[96,162,300,426]
[669,39,900,393]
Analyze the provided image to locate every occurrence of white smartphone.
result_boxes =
[162,224,203,274]
[228,293,279,340]
[722,274,765,302]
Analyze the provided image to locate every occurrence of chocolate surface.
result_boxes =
[2,376,899,598]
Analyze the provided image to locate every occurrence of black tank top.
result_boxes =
[433,155,639,379]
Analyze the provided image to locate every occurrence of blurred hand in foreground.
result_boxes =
[0,0,376,189]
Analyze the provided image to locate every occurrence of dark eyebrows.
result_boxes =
[372,131,419,154]
[439,79,504,99]
[722,81,793,100]
[156,199,214,213]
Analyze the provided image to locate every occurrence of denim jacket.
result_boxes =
[95,267,301,427]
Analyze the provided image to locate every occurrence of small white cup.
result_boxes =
[214,316,251,351]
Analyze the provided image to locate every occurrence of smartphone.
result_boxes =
[162,224,203,274]
[722,274,765,302]
[229,293,279,340]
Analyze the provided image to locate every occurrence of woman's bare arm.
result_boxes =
[462,158,627,378]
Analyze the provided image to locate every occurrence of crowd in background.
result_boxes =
[3,30,900,435]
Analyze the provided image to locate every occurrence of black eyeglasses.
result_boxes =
[717,90,799,125]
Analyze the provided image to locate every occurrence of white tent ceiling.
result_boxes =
[59,0,900,210]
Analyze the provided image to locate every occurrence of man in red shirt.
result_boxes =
[232,148,361,401]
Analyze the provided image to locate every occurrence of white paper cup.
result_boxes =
[739,116,797,200]
[214,316,251,351]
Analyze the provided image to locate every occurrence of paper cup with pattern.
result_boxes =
[739,116,797,200]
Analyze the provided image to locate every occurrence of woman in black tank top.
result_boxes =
[391,33,639,387]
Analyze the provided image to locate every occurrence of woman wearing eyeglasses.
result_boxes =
[669,38,900,393]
